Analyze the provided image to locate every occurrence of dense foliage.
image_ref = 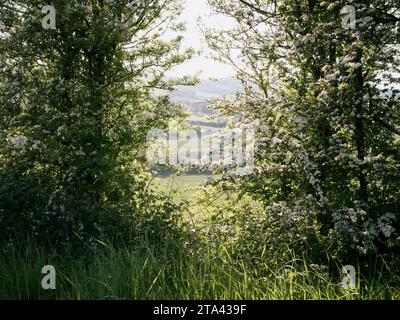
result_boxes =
[206,0,400,264]
[0,0,193,251]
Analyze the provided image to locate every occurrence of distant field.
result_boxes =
[152,175,214,201]
[153,174,262,224]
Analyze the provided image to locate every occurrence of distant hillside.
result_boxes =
[169,77,242,117]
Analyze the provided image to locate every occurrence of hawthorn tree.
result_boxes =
[206,0,400,262]
[0,0,193,249]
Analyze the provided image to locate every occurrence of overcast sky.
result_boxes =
[167,0,236,79]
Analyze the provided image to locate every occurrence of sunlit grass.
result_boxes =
[0,242,398,300]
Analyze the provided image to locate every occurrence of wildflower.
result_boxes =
[12,135,27,148]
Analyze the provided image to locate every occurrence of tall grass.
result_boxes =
[0,240,398,300]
